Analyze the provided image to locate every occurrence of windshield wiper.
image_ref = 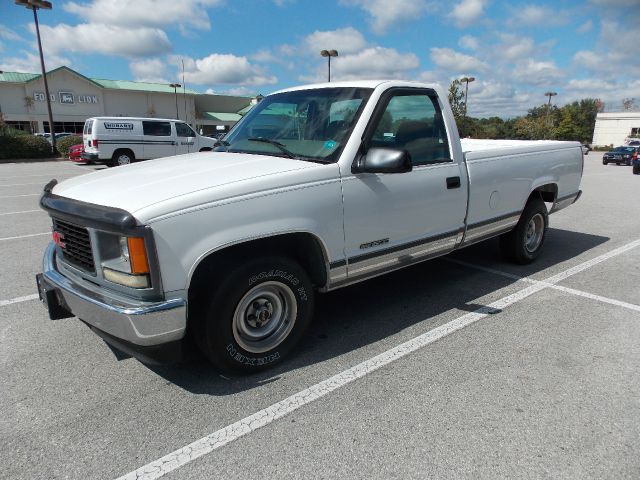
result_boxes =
[247,137,299,159]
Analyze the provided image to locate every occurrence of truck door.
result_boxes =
[175,122,197,154]
[341,88,468,281]
[142,120,176,159]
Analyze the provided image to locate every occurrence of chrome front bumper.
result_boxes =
[39,242,187,348]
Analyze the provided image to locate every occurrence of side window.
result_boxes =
[369,93,451,165]
[175,122,195,137]
[143,121,171,136]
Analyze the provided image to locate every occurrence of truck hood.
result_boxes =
[52,151,322,222]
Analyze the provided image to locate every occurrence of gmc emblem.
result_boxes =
[52,231,66,248]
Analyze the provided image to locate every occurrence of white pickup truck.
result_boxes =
[36,80,583,371]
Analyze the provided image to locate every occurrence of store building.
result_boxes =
[0,66,256,135]
[592,111,640,147]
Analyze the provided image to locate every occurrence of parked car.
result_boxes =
[626,139,640,147]
[603,146,636,165]
[68,144,84,163]
[81,117,217,167]
[36,80,583,371]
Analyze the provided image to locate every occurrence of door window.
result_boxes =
[143,121,171,136]
[176,122,196,137]
[369,93,450,166]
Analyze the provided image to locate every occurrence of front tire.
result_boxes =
[633,165,640,175]
[196,256,314,372]
[500,196,548,264]
[603,159,608,165]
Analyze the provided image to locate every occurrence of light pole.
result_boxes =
[170,83,181,119]
[544,92,557,138]
[460,76,475,137]
[320,50,338,82]
[16,0,55,154]
[544,91,557,107]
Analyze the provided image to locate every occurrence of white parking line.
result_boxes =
[0,193,40,199]
[0,182,53,187]
[0,294,40,307]
[0,232,49,241]
[0,209,42,216]
[0,173,76,179]
[447,252,640,313]
[115,238,640,480]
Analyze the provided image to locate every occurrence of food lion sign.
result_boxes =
[33,91,99,105]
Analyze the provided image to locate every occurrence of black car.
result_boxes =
[603,146,636,166]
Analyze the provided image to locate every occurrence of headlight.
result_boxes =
[100,234,150,288]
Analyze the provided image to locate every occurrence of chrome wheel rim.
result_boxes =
[117,155,131,165]
[524,213,544,253]
[232,281,297,354]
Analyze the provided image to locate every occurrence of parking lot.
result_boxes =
[1,153,639,479]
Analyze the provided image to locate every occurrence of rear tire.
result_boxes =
[500,196,548,265]
[195,256,314,372]
[110,149,134,167]
[633,165,640,175]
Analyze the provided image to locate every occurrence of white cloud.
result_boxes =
[64,0,222,31]
[177,54,277,86]
[0,25,23,42]
[36,23,171,58]
[328,47,419,80]
[576,20,593,33]
[300,46,419,82]
[430,47,487,73]
[511,59,564,86]
[0,51,70,73]
[449,0,488,28]
[506,5,570,27]
[129,58,170,83]
[304,27,367,55]
[458,35,479,50]
[496,34,535,61]
[340,0,430,34]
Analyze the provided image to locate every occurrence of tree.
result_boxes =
[447,80,465,123]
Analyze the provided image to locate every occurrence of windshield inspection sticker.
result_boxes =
[324,140,337,149]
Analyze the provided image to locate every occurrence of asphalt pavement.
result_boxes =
[1,154,639,479]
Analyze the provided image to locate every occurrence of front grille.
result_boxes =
[52,218,95,273]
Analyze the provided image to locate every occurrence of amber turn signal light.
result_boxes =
[127,237,149,274]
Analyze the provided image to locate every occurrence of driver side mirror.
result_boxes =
[352,148,412,174]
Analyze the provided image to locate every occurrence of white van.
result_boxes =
[81,117,217,166]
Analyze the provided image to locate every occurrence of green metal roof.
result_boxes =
[0,66,198,94]
[201,112,242,122]
[92,78,198,94]
[0,72,40,83]
[237,104,254,115]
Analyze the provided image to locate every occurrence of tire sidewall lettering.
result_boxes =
[226,343,280,366]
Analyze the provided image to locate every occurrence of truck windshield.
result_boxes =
[223,87,373,163]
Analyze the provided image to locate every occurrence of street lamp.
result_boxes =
[460,76,475,137]
[320,50,338,83]
[544,91,557,106]
[15,0,55,154]
[544,92,557,139]
[169,83,181,119]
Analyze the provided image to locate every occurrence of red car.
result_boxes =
[68,144,85,162]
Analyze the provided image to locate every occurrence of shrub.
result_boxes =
[0,133,54,159]
[56,135,83,156]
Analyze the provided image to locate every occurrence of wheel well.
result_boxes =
[530,183,557,204]
[112,148,134,160]
[188,233,329,298]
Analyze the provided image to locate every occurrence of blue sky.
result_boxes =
[1,0,638,117]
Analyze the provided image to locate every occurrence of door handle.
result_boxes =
[446,176,461,189]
